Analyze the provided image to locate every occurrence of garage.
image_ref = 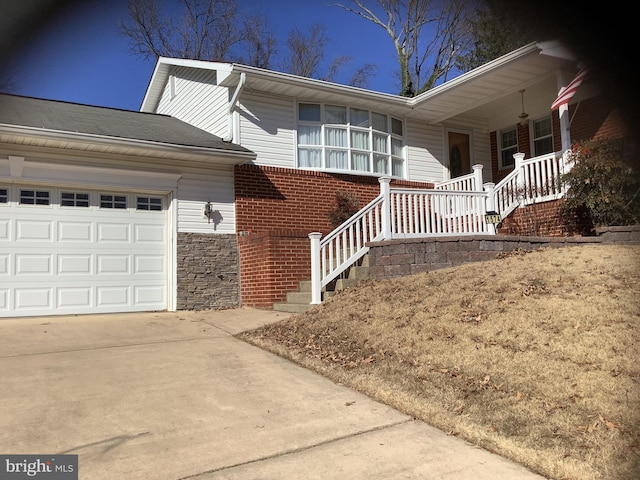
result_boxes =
[0,184,168,317]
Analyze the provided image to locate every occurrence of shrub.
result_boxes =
[560,138,640,227]
[328,190,360,228]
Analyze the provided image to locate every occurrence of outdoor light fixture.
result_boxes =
[518,89,529,126]
[204,201,213,222]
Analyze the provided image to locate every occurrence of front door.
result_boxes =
[448,131,471,178]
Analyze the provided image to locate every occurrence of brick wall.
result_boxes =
[234,164,434,308]
[237,230,310,308]
[498,200,567,237]
[176,232,239,310]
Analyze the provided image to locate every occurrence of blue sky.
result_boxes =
[5,0,401,111]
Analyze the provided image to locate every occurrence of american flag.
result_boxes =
[551,68,589,110]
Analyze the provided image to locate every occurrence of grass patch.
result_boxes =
[238,244,640,480]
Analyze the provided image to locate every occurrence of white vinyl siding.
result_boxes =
[156,66,230,138]
[238,93,295,168]
[405,120,443,183]
[176,170,236,234]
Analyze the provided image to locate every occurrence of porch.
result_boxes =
[305,150,571,306]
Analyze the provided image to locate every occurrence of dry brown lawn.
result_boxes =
[239,244,640,480]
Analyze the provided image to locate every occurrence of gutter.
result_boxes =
[223,72,246,142]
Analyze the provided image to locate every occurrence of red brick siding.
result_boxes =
[234,164,433,235]
[237,230,310,308]
[234,165,434,308]
[498,200,566,236]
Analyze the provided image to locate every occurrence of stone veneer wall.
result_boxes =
[367,227,639,281]
[177,232,239,310]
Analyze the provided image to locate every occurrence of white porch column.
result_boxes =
[513,152,525,191]
[556,74,572,151]
[309,232,322,304]
[379,176,392,240]
[483,182,497,235]
[472,164,484,191]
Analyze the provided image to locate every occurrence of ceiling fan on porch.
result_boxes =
[518,89,529,126]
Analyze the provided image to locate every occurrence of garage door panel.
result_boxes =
[16,254,52,275]
[135,224,165,243]
[58,255,92,274]
[97,255,131,274]
[58,287,92,308]
[58,222,92,242]
[0,255,8,275]
[97,223,130,242]
[97,286,130,307]
[15,288,53,310]
[135,255,165,274]
[0,220,9,240]
[16,220,53,241]
[1,186,168,317]
[0,290,8,310]
[135,286,165,305]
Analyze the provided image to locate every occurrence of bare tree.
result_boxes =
[240,12,278,69]
[348,63,377,88]
[121,0,374,85]
[334,0,476,96]
[282,24,328,78]
[120,0,245,61]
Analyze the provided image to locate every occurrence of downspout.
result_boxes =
[223,72,246,142]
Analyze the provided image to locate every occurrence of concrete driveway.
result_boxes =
[0,308,546,479]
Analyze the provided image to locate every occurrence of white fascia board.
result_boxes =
[408,43,541,107]
[0,124,256,165]
[229,64,409,107]
[141,57,234,112]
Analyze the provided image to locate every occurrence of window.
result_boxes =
[137,196,163,211]
[297,103,405,177]
[100,194,127,209]
[61,192,89,207]
[533,117,554,156]
[0,188,7,204]
[500,127,518,169]
[20,189,50,205]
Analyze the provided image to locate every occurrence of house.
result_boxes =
[0,41,629,318]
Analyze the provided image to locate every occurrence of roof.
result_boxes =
[141,41,581,130]
[0,93,252,155]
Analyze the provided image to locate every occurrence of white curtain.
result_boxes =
[298,148,321,168]
[373,133,387,153]
[326,127,347,147]
[327,149,348,169]
[351,130,369,150]
[352,152,369,172]
[298,125,321,145]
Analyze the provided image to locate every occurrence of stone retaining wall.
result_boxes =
[367,226,639,280]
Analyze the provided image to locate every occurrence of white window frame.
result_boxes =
[499,126,518,170]
[531,116,554,157]
[296,102,406,178]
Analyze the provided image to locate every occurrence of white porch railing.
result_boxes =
[309,151,570,304]
[494,151,569,218]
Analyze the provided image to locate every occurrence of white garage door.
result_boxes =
[0,185,168,318]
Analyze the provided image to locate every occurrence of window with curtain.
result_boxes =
[297,103,405,177]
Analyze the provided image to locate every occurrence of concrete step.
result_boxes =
[286,291,312,304]
[272,254,370,312]
[272,302,313,314]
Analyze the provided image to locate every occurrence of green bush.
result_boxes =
[328,190,360,228]
[560,139,640,227]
